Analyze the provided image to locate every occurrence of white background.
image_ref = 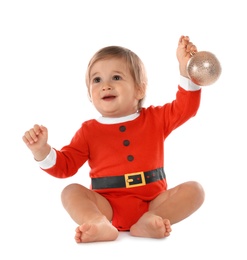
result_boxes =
[1,0,246,259]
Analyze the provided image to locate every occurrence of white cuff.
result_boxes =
[180,75,201,91]
[38,148,57,169]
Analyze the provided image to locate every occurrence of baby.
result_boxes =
[23,35,205,243]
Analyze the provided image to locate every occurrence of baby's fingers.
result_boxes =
[186,42,197,55]
[33,124,42,135]
[23,127,39,144]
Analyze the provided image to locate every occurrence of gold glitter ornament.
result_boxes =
[187,51,222,86]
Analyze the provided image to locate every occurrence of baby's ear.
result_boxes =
[136,83,146,100]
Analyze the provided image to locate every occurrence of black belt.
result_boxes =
[91,167,166,189]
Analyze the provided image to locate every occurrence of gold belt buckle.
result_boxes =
[124,171,146,188]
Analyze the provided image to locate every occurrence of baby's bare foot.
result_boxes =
[130,212,172,238]
[75,216,119,243]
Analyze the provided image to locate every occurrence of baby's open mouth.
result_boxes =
[102,95,116,100]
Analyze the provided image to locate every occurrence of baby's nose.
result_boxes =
[102,83,112,90]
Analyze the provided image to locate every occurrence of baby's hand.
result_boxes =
[22,124,50,160]
[177,35,197,77]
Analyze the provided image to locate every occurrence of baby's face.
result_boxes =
[89,57,143,118]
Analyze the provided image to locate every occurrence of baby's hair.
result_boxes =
[85,46,148,110]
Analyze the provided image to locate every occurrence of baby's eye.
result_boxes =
[113,75,121,80]
[93,77,101,83]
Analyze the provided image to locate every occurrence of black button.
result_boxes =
[127,155,134,161]
[123,140,130,146]
[119,125,126,132]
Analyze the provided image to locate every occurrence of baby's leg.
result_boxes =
[61,183,118,243]
[130,181,204,238]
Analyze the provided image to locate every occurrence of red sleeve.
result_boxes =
[162,86,201,137]
[42,125,89,178]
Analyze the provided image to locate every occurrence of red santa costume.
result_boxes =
[38,76,201,231]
